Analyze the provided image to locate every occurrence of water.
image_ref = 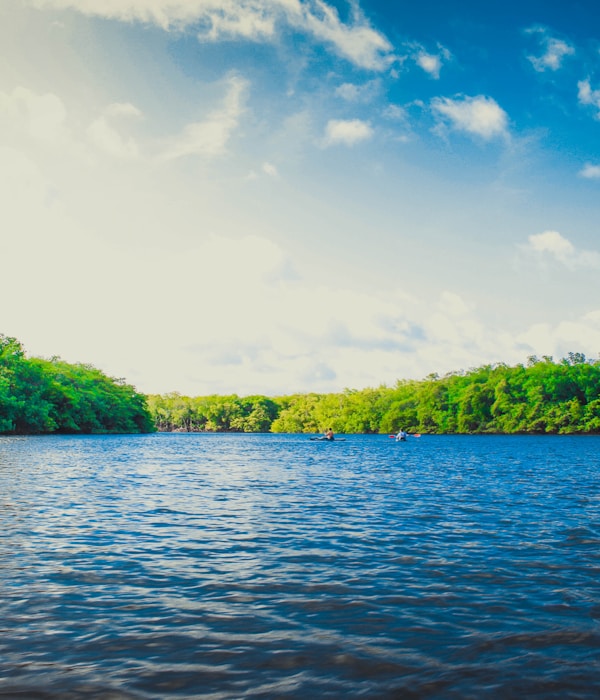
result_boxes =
[1,433,599,699]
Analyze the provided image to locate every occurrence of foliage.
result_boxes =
[147,353,600,435]
[0,334,155,434]
[146,393,279,433]
[5,331,598,435]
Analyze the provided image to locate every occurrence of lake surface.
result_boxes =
[1,433,599,699]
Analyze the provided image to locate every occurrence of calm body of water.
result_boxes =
[1,433,599,699]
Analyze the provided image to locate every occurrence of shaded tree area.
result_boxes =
[148,353,600,435]
[0,335,155,434]
[147,393,279,433]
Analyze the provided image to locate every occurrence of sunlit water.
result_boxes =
[1,433,599,699]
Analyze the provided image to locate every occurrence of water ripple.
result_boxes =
[1,433,599,698]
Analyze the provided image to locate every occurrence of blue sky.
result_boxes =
[2,0,600,395]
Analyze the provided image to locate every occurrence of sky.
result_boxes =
[1,0,600,396]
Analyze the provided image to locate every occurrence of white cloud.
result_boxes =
[87,102,142,159]
[262,161,279,177]
[171,269,520,395]
[161,75,247,160]
[0,78,248,165]
[0,86,68,145]
[404,42,451,79]
[578,79,600,119]
[104,102,142,119]
[245,161,279,179]
[334,79,380,103]
[526,30,574,72]
[301,1,393,71]
[382,104,408,121]
[199,1,279,40]
[580,163,600,179]
[324,118,373,146]
[518,312,600,363]
[30,0,278,33]
[521,230,600,269]
[431,95,509,141]
[30,0,394,71]
[527,230,574,258]
[0,146,53,218]
[437,291,471,317]
[417,52,442,78]
[414,44,451,79]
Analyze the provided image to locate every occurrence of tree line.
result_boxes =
[147,352,600,435]
[3,333,599,436]
[0,335,154,434]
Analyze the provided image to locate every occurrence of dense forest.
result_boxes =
[3,332,599,436]
[147,352,600,435]
[0,335,154,434]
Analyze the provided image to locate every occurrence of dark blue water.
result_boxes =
[1,433,599,699]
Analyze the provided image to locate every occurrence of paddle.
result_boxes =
[310,436,346,441]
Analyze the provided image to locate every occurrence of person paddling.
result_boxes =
[396,429,408,441]
[324,428,334,440]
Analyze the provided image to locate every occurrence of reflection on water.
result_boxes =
[1,433,599,698]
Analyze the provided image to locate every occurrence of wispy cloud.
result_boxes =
[520,230,600,269]
[526,28,574,72]
[31,0,395,71]
[161,75,247,160]
[431,95,509,141]
[578,79,600,119]
[323,118,373,146]
[302,0,394,70]
[0,77,247,164]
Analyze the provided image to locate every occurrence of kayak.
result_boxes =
[388,433,421,440]
[310,436,346,441]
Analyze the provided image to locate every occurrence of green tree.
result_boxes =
[0,335,154,435]
[270,394,322,433]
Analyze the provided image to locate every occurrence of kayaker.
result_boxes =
[396,429,408,441]
[324,428,334,440]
